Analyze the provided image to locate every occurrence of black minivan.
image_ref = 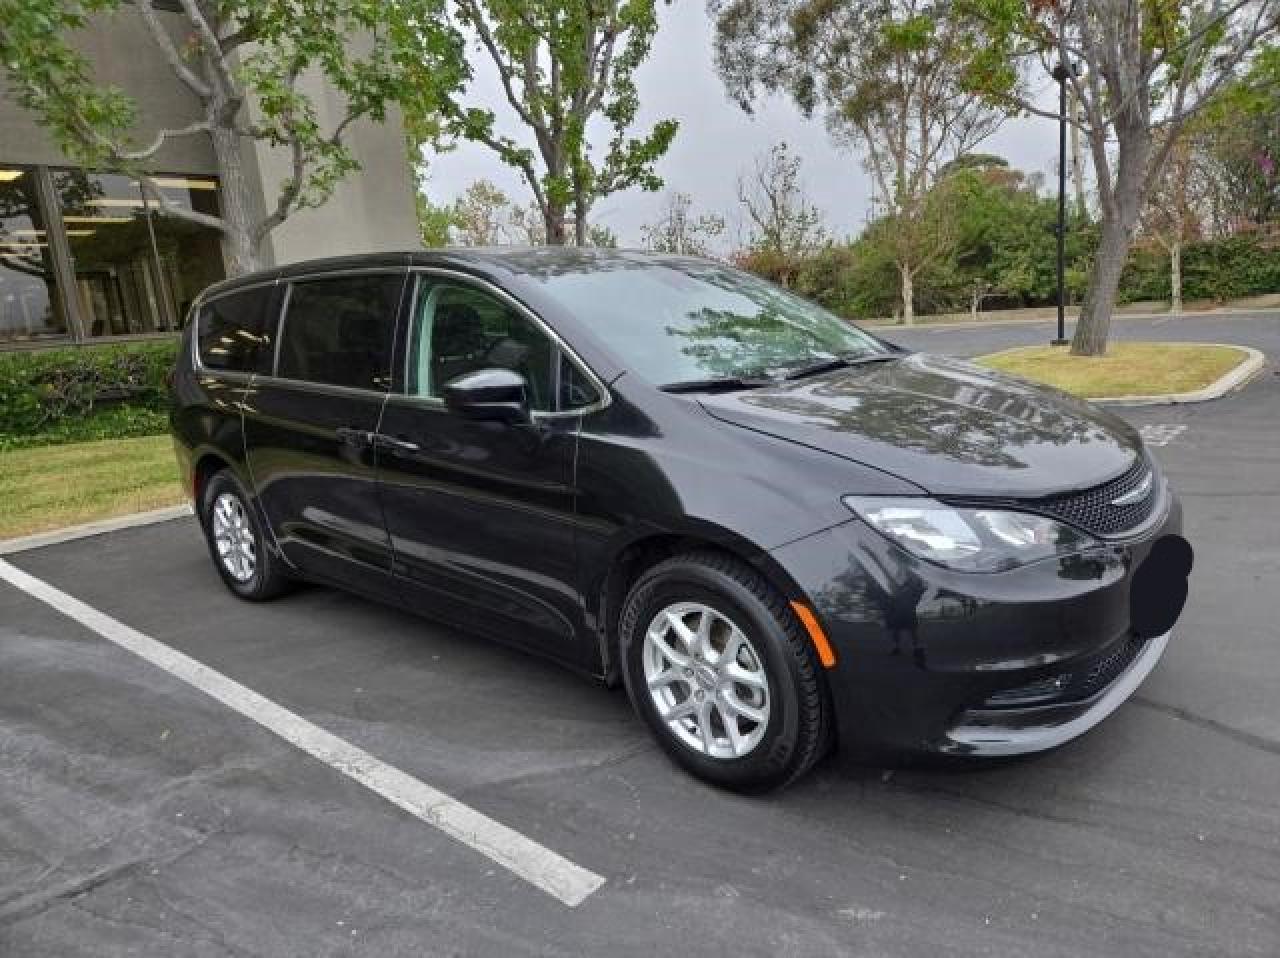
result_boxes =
[171,248,1192,791]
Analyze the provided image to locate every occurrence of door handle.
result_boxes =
[335,426,374,448]
[373,434,421,454]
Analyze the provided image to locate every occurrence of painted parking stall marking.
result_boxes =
[0,558,605,908]
[1140,423,1188,447]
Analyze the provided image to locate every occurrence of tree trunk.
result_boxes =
[1170,241,1183,316]
[1069,89,1087,221]
[574,199,588,246]
[1072,128,1150,356]
[970,285,981,321]
[899,263,915,325]
[1070,214,1135,355]
[209,125,261,276]
[543,200,567,245]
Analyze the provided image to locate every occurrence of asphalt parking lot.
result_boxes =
[2,313,1278,957]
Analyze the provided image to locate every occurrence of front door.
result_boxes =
[375,275,591,664]
[244,270,407,599]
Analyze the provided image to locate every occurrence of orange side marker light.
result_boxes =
[791,601,837,669]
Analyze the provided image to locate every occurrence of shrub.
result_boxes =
[0,340,178,449]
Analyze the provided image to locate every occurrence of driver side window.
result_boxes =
[408,281,555,410]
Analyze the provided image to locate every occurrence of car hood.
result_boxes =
[698,353,1144,498]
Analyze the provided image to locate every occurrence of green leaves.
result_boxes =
[0,341,176,449]
[1,1,470,271]
[442,0,677,241]
[0,1,136,166]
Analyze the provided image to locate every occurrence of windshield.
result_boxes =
[530,258,888,385]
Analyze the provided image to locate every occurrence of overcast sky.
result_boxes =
[424,3,1067,249]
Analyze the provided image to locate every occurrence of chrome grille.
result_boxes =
[954,455,1159,538]
[1030,456,1159,537]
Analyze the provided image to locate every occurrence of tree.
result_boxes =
[1139,139,1211,314]
[447,0,678,245]
[586,223,619,247]
[1196,47,1280,233]
[0,0,467,276]
[451,179,516,245]
[416,193,459,247]
[711,0,1003,323]
[964,0,1280,354]
[641,191,726,255]
[509,201,549,244]
[735,143,825,285]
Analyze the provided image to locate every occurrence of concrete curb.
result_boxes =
[865,307,1280,333]
[0,504,194,556]
[982,343,1267,406]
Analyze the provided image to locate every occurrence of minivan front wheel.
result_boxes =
[199,470,292,601]
[619,551,831,792]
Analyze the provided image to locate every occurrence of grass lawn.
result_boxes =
[975,341,1251,399]
[0,435,184,541]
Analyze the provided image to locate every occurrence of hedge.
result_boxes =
[0,340,178,450]
[1120,235,1280,304]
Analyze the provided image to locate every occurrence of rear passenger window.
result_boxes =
[277,275,403,391]
[197,288,275,373]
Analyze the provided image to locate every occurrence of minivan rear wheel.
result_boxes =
[199,470,292,601]
[619,551,832,792]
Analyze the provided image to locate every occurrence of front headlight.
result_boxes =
[843,496,1099,572]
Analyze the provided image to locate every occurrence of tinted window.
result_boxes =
[408,283,555,410]
[278,275,402,391]
[529,259,887,385]
[197,287,275,373]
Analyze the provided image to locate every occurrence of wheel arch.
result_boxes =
[591,522,809,687]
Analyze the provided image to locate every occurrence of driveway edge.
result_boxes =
[0,504,194,556]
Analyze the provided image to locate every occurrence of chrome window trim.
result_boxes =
[406,266,612,419]
[270,282,292,377]
[248,374,390,401]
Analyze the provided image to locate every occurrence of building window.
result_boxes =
[52,169,224,338]
[0,166,67,344]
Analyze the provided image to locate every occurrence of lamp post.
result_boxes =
[1051,61,1071,346]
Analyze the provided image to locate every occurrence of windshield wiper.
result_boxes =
[659,375,775,394]
[780,352,902,381]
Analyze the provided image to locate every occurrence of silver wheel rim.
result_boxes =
[642,601,771,760]
[211,492,256,583]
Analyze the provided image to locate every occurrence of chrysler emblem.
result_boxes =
[1110,471,1154,507]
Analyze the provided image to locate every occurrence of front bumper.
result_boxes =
[769,491,1184,758]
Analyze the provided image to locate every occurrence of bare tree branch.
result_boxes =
[134,1,212,99]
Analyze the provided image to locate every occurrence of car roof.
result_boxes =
[196,247,722,384]
[200,247,712,298]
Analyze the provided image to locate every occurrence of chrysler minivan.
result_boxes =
[170,248,1191,791]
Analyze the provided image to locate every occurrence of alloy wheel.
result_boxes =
[642,601,771,760]
[211,492,256,583]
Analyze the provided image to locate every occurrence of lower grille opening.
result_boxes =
[982,635,1148,709]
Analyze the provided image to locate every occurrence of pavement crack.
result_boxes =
[458,739,657,797]
[0,859,146,927]
[1131,695,1280,757]
[0,826,224,928]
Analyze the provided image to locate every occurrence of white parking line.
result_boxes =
[1139,423,1188,447]
[0,558,606,908]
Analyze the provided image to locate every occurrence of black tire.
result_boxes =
[619,550,832,792]
[199,469,293,601]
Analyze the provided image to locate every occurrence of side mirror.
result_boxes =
[442,368,531,424]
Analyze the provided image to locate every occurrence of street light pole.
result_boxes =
[1052,61,1070,346]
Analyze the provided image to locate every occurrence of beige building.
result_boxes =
[0,6,420,349]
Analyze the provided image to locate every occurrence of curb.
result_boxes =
[982,343,1267,406]
[865,308,1280,333]
[0,504,194,556]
